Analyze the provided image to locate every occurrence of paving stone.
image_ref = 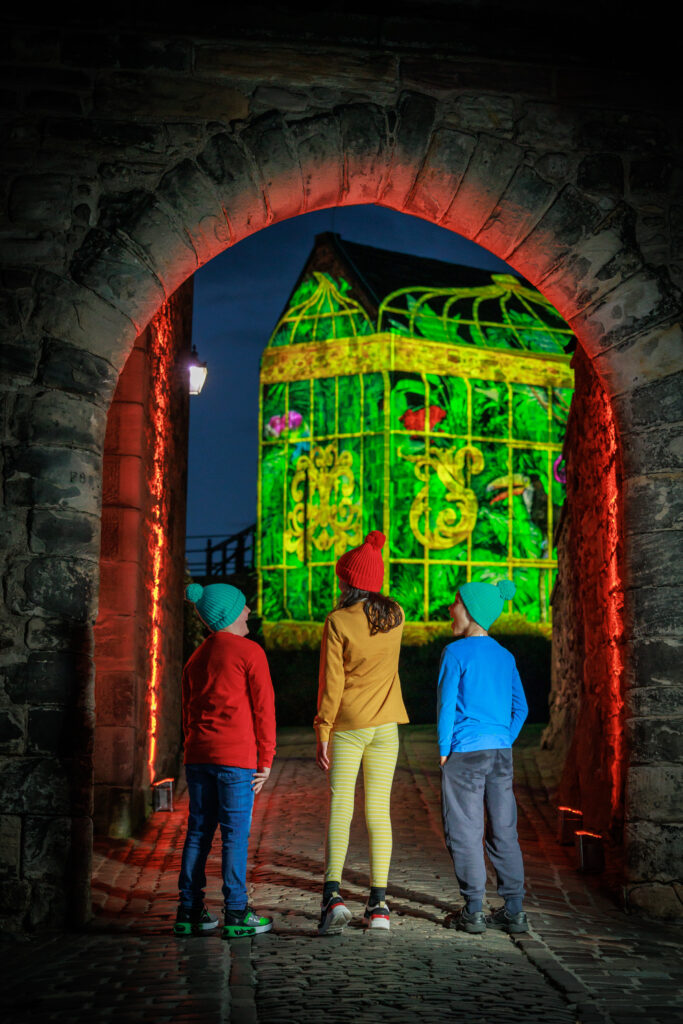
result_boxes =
[2,727,683,1022]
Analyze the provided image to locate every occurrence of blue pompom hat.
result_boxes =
[185,582,246,631]
[459,579,516,630]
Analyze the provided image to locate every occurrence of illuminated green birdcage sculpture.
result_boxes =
[257,265,574,647]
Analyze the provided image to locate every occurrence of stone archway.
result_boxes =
[2,85,681,928]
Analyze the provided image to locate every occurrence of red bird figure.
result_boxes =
[399,405,447,437]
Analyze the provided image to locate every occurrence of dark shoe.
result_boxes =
[488,905,529,933]
[451,907,486,934]
[222,906,273,939]
[173,903,219,936]
[318,893,352,936]
[363,900,391,930]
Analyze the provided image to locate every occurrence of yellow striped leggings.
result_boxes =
[325,723,400,887]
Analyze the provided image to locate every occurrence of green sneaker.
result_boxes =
[222,906,273,939]
[173,903,220,936]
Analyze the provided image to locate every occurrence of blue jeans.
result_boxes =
[178,764,255,913]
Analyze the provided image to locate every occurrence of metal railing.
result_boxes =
[186,524,255,580]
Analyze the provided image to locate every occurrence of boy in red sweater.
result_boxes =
[175,582,276,939]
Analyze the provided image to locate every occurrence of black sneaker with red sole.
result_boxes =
[318,893,352,935]
[363,901,391,930]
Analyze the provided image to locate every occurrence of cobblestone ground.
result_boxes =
[2,726,682,1024]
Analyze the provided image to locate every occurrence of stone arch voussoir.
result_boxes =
[65,93,671,407]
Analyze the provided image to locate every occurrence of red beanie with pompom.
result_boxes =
[336,530,386,592]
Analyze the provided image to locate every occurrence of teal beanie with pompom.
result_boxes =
[459,579,516,631]
[185,581,246,632]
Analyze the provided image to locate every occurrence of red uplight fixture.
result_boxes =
[557,806,583,845]
[152,778,174,812]
[187,345,208,395]
[574,830,605,874]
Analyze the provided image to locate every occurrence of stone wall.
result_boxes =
[542,505,582,765]
[544,350,626,837]
[0,12,681,928]
[545,347,683,918]
[93,281,191,839]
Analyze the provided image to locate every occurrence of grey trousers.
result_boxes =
[441,748,525,904]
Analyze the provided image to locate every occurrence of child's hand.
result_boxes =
[439,755,448,767]
[317,740,330,771]
[252,766,271,794]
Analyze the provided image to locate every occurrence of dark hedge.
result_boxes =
[266,635,550,727]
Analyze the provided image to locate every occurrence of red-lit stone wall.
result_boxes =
[93,280,192,837]
[545,349,626,838]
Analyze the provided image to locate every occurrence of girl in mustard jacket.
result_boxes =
[314,530,408,934]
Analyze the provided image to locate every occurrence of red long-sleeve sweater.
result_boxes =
[182,632,276,769]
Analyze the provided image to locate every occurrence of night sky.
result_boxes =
[186,204,515,542]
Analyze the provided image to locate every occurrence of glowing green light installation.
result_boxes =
[258,271,574,646]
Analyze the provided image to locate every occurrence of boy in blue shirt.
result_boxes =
[437,579,529,935]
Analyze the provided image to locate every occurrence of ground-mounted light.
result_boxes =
[152,778,174,812]
[575,830,605,873]
[187,344,208,395]
[557,805,583,845]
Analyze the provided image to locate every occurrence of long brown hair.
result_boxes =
[336,587,403,635]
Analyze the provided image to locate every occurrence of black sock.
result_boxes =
[369,887,386,906]
[323,881,340,901]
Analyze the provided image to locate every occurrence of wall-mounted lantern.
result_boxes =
[187,345,208,395]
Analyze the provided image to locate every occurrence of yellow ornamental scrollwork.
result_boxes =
[284,444,361,562]
[399,444,485,550]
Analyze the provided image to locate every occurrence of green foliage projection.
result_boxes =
[379,274,573,355]
[259,271,573,630]
[270,272,373,346]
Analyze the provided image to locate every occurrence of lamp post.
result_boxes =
[187,344,208,395]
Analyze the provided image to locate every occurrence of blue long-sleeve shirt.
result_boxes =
[437,636,528,755]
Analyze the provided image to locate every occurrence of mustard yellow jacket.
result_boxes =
[314,601,409,742]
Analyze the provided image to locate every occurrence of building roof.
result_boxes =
[331,234,517,309]
[269,231,574,354]
[285,231,525,319]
